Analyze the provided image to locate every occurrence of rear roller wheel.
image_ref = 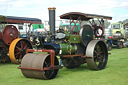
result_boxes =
[21,53,59,79]
[86,40,108,70]
[9,38,32,64]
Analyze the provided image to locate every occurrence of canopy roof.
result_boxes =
[60,12,112,20]
[0,15,42,24]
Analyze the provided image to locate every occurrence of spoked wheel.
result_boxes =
[9,38,32,64]
[86,40,108,70]
[21,53,59,79]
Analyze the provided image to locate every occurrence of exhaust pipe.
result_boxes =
[48,7,56,40]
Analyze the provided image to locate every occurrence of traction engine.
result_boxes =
[19,7,112,79]
[0,15,41,63]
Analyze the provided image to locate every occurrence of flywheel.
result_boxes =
[9,38,32,64]
[79,25,93,47]
[86,40,108,70]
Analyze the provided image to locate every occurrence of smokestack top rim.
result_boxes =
[48,7,56,10]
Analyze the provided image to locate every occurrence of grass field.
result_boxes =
[0,48,128,85]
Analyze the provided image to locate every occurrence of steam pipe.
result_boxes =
[48,7,56,40]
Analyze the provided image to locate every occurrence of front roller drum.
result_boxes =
[20,53,59,79]
[86,40,108,70]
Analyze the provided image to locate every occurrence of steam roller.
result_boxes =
[0,25,31,63]
[5,25,32,64]
[1,25,32,64]
[0,14,42,63]
[18,7,111,80]
[0,25,19,63]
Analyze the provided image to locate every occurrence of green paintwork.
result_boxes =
[65,32,70,40]
[60,44,77,55]
[69,35,80,43]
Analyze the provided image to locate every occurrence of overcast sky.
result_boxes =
[0,0,128,23]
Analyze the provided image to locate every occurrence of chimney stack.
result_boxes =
[48,7,56,40]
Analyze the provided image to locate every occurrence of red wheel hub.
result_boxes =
[2,25,19,45]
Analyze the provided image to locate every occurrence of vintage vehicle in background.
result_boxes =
[124,23,128,39]
[104,25,113,50]
[106,22,127,50]
[19,7,112,80]
[0,15,42,63]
